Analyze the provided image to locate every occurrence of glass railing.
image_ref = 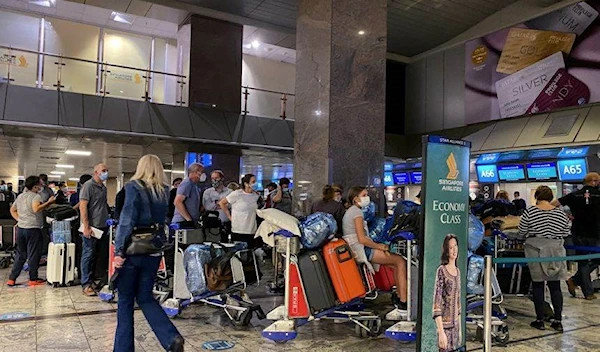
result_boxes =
[242,86,295,120]
[0,45,187,106]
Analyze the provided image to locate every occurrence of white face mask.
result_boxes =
[199,173,207,183]
[334,195,342,203]
[358,196,370,208]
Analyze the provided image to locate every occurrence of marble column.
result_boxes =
[294,0,387,213]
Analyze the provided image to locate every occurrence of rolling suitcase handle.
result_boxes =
[335,244,353,263]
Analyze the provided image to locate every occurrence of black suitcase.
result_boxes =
[298,251,336,314]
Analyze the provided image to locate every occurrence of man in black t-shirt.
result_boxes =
[554,172,600,300]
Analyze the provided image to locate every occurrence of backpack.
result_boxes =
[389,209,421,240]
[205,251,236,291]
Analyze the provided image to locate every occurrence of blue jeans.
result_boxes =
[9,227,43,281]
[571,237,600,297]
[114,255,180,351]
[80,229,109,288]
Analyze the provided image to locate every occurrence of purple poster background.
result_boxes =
[465,1,600,124]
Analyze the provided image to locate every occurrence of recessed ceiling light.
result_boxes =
[171,170,186,174]
[48,174,61,178]
[251,40,260,49]
[110,11,135,25]
[243,43,252,49]
[65,150,92,156]
[164,170,172,173]
[68,178,80,181]
[29,0,56,8]
[56,164,74,169]
[358,30,365,35]
[50,171,65,175]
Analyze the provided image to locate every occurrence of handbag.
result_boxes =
[125,181,166,256]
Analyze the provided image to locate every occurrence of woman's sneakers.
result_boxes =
[28,279,46,287]
[550,321,564,332]
[391,294,408,311]
[6,279,16,287]
[530,320,545,330]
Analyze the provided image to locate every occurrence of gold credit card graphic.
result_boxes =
[497,28,575,74]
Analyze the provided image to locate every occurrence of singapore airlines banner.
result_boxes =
[465,1,600,124]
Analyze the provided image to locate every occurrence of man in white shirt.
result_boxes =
[202,171,232,241]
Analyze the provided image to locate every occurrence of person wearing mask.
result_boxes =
[333,186,343,203]
[6,176,55,286]
[38,174,54,254]
[172,163,205,227]
[80,163,110,296]
[554,172,600,300]
[495,190,510,202]
[264,183,278,209]
[513,191,527,215]
[6,182,17,201]
[219,174,259,249]
[166,178,182,225]
[55,182,68,205]
[519,186,570,331]
[311,184,346,234]
[112,154,183,352]
[342,186,408,311]
[203,171,232,235]
[272,178,293,214]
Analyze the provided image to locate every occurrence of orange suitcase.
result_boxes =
[323,239,366,303]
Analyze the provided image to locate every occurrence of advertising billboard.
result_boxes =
[418,136,470,352]
[465,1,600,124]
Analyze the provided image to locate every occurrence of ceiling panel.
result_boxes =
[126,0,152,16]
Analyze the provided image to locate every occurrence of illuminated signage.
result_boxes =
[557,147,589,158]
[557,159,587,181]
[384,172,394,186]
[475,153,500,164]
[497,164,526,181]
[410,171,422,184]
[476,164,499,183]
[393,172,410,185]
[526,162,558,180]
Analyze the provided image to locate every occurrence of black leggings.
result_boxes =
[532,281,562,321]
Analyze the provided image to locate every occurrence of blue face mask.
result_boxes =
[100,171,109,181]
[251,183,259,191]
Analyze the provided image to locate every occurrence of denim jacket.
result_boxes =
[114,181,169,257]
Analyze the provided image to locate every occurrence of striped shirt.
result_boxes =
[518,206,571,240]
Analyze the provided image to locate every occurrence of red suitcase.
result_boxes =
[373,265,396,291]
[323,239,366,303]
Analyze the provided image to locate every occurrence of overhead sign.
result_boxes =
[384,172,394,187]
[418,136,470,352]
[498,151,525,162]
[476,164,499,183]
[475,153,500,165]
[393,172,410,185]
[498,164,526,181]
[557,147,589,158]
[527,148,560,160]
[557,158,588,181]
[410,171,423,184]
[526,162,558,180]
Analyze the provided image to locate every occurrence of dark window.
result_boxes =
[385,60,406,135]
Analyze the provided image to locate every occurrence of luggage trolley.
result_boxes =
[385,231,418,342]
[262,229,382,344]
[99,219,169,303]
[160,224,265,326]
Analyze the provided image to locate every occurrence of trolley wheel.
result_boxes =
[274,340,288,345]
[232,309,252,327]
[366,319,382,337]
[0,258,9,269]
[494,325,510,346]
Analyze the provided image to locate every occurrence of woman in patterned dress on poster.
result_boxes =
[433,234,461,352]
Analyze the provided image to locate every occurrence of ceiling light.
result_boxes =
[68,178,80,181]
[171,170,185,174]
[48,175,61,178]
[29,0,56,8]
[314,110,322,116]
[50,171,65,175]
[110,11,135,25]
[358,30,365,35]
[56,164,74,169]
[251,40,260,49]
[164,170,172,173]
[65,150,92,156]
[243,43,252,49]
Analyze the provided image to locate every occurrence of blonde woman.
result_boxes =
[113,155,183,352]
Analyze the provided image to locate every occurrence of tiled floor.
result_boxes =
[1,265,599,351]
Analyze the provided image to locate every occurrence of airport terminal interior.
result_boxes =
[1,0,600,351]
